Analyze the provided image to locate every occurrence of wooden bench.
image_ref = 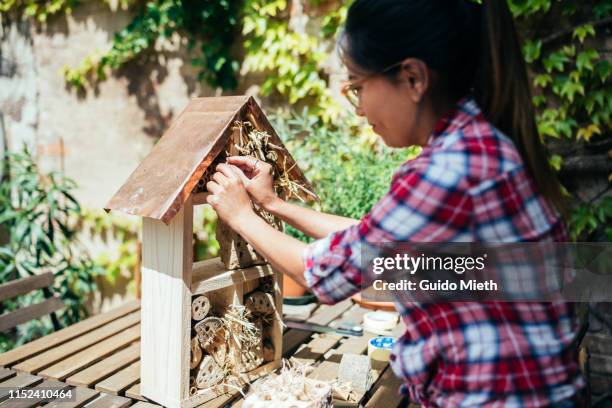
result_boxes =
[0,272,63,333]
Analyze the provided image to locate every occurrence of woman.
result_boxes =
[205,0,585,406]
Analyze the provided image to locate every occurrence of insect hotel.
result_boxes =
[105,96,316,408]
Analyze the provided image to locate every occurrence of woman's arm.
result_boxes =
[264,197,358,240]
[226,156,358,239]
[231,210,308,288]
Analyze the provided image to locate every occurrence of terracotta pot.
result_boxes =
[283,275,308,297]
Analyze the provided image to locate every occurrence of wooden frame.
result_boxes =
[140,196,283,408]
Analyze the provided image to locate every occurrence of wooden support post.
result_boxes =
[135,241,142,300]
[141,198,193,408]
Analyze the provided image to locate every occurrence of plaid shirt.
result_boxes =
[303,98,585,407]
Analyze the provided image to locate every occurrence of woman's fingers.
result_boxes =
[211,171,230,186]
[216,163,247,183]
[227,155,256,170]
[206,180,221,194]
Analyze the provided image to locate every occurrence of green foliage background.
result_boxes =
[4,0,603,239]
[0,149,104,351]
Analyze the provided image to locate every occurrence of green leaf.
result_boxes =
[576,49,599,72]
[523,40,542,63]
[549,154,563,171]
[573,24,596,43]
[533,73,552,88]
[543,51,570,73]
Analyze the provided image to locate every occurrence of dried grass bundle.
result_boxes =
[232,121,316,202]
[242,359,332,408]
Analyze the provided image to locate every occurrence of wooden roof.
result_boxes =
[105,96,315,224]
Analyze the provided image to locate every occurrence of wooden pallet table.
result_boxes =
[0,299,414,407]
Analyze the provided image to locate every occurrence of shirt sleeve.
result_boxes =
[303,159,473,305]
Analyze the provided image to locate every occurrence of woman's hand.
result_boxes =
[206,164,256,229]
[226,156,279,210]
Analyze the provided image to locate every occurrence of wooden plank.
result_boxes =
[94,361,140,395]
[124,383,145,401]
[191,258,274,294]
[308,299,353,326]
[198,393,236,408]
[0,368,15,382]
[282,299,353,356]
[0,297,63,332]
[0,273,54,302]
[292,334,342,365]
[282,328,313,356]
[39,325,140,381]
[131,402,161,408]
[66,343,140,387]
[85,394,132,408]
[0,374,42,402]
[44,386,100,408]
[0,300,140,367]
[364,367,404,408]
[12,311,140,374]
[0,379,70,408]
[141,202,192,407]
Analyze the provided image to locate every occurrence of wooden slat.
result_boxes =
[131,402,161,408]
[282,299,353,355]
[0,379,70,408]
[191,258,274,295]
[85,394,132,408]
[94,361,140,395]
[0,300,140,367]
[66,343,140,387]
[0,272,54,302]
[364,367,405,408]
[12,311,140,374]
[308,299,353,326]
[292,334,342,365]
[0,374,42,402]
[199,393,237,408]
[39,325,140,380]
[124,383,145,401]
[0,297,63,332]
[44,386,100,408]
[0,368,15,382]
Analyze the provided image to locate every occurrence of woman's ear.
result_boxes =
[398,58,429,103]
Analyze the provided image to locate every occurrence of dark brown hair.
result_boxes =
[341,0,567,216]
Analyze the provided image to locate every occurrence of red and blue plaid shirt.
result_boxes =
[303,98,585,407]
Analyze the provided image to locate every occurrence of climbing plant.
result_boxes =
[512,0,611,240]
[2,0,610,240]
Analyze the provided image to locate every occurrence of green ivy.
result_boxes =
[59,1,242,91]
[513,0,611,239]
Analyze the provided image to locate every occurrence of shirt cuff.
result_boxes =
[302,233,360,304]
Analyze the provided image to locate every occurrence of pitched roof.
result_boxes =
[105,96,315,224]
